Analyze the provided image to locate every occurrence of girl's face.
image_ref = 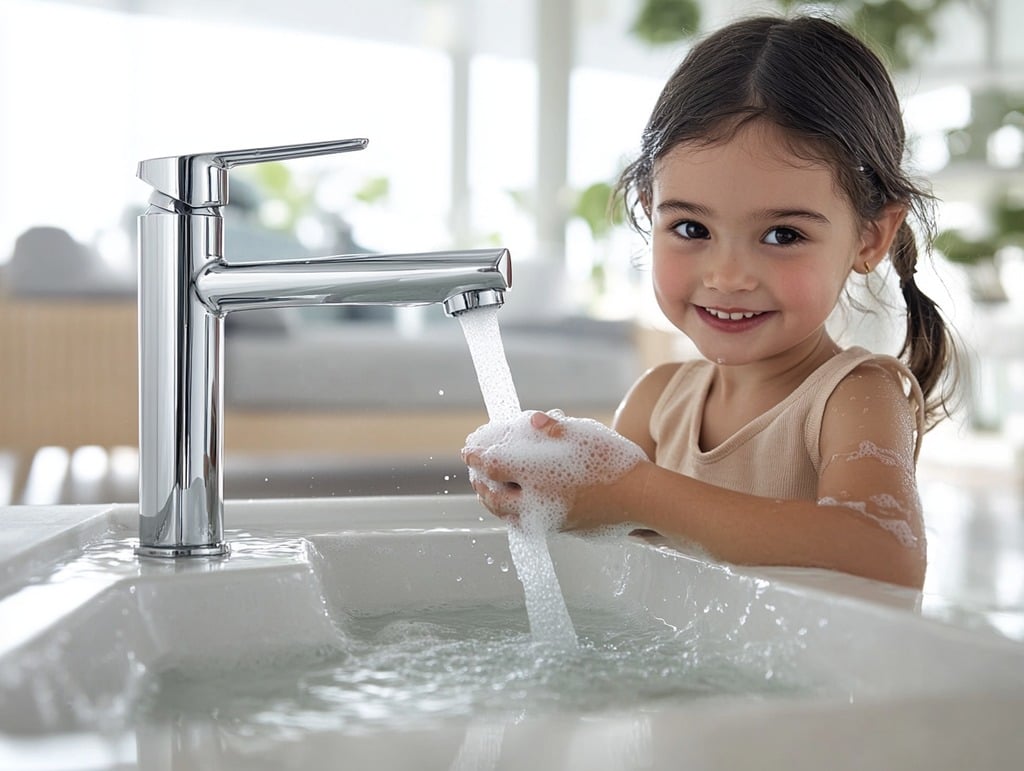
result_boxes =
[649,122,886,368]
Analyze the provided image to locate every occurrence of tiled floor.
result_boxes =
[2,418,1023,643]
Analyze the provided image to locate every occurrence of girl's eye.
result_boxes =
[673,221,710,240]
[763,227,803,246]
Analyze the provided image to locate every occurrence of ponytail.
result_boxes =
[889,221,959,429]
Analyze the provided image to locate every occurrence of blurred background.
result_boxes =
[1,0,1023,506]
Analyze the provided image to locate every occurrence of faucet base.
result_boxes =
[136,543,230,559]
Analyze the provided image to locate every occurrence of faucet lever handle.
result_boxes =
[137,138,369,208]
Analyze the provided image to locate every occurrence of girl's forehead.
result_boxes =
[650,123,846,211]
[655,121,831,176]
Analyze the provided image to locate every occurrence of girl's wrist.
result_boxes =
[573,458,656,530]
[626,459,657,525]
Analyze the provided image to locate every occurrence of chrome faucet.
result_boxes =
[135,138,511,558]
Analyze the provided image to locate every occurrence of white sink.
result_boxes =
[1,496,1023,770]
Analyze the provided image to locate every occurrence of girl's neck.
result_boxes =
[698,331,841,452]
[710,330,841,400]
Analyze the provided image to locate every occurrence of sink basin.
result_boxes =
[2,496,1023,770]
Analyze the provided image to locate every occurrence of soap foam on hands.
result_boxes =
[465,410,647,528]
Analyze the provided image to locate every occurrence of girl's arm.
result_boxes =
[597,360,925,587]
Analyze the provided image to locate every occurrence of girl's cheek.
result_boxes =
[778,272,837,314]
[652,258,691,299]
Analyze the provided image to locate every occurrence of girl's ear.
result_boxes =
[854,204,906,274]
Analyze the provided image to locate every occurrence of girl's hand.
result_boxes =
[462,411,561,522]
[461,410,648,531]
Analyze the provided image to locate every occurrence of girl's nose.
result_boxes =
[702,247,757,293]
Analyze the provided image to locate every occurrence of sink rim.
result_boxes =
[2,494,1022,651]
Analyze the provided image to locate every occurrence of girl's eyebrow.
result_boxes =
[758,207,832,225]
[655,199,711,217]
[656,199,832,226]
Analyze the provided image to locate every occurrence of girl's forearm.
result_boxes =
[598,461,925,589]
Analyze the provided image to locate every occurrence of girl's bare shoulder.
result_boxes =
[613,361,696,457]
[821,359,922,459]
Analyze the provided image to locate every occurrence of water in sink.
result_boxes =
[135,602,814,738]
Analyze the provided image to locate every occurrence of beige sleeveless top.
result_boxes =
[649,347,924,500]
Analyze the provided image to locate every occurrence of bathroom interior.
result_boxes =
[1,0,1024,768]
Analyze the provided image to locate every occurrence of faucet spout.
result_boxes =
[134,138,513,558]
[194,249,510,314]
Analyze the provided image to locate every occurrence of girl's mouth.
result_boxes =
[704,307,763,321]
[697,305,772,331]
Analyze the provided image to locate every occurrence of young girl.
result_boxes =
[463,15,957,589]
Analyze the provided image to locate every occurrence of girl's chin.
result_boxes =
[690,339,756,366]
[698,351,755,366]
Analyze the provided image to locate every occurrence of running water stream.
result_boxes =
[457,307,579,649]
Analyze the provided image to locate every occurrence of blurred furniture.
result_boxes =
[0,297,138,452]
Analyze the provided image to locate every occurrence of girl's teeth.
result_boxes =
[706,308,763,320]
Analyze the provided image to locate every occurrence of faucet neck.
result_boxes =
[137,206,227,557]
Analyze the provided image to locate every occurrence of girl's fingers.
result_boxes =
[471,478,520,521]
[463,449,518,484]
[530,410,566,438]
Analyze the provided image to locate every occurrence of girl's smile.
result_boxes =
[695,305,774,333]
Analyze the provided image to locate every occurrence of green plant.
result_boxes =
[572,181,626,241]
[630,0,968,70]
[353,176,390,205]
[777,0,959,70]
[933,230,998,265]
[238,163,391,234]
[936,191,1024,265]
[566,179,630,302]
[247,162,315,231]
[630,0,701,44]
[993,194,1024,244]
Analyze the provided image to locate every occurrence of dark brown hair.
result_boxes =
[616,15,957,428]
